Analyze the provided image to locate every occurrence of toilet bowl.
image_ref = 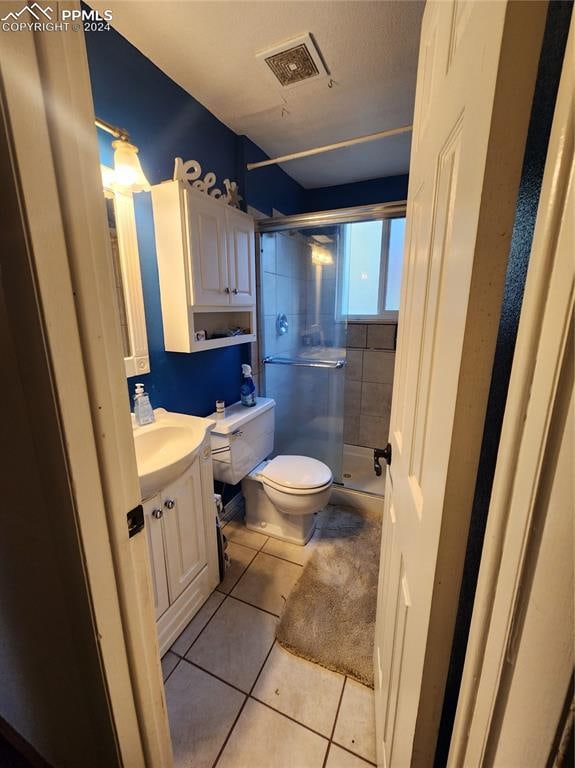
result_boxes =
[242,456,332,545]
[210,398,333,545]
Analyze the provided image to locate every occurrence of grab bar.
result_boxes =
[263,355,347,370]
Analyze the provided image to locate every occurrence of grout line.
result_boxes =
[322,676,347,768]
[211,639,277,768]
[249,693,330,743]
[215,549,257,596]
[162,655,181,686]
[182,657,248,697]
[226,593,280,619]
[257,549,306,568]
[175,592,230,658]
[331,741,377,766]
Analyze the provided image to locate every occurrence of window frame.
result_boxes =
[336,214,404,323]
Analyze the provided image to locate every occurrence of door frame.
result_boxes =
[448,15,574,766]
[0,5,172,766]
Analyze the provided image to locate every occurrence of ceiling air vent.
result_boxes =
[257,34,328,90]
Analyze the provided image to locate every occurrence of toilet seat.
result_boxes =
[256,455,333,495]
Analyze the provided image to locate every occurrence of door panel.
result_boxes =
[227,208,255,305]
[162,461,207,604]
[373,1,546,764]
[143,495,170,620]
[187,192,229,305]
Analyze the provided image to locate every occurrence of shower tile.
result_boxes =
[345,350,364,381]
[362,350,395,384]
[367,323,396,350]
[262,272,277,317]
[347,324,367,349]
[344,380,362,416]
[344,413,360,445]
[358,414,389,449]
[360,382,393,418]
[261,236,276,274]
[276,275,294,315]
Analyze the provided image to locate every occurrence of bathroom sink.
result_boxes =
[133,408,215,499]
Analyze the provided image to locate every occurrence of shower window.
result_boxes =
[338,216,406,321]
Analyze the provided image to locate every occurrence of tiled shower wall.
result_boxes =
[344,323,396,450]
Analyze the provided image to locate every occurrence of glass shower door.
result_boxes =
[260,226,348,483]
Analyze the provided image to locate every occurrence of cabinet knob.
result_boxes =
[152,507,163,519]
[164,498,175,510]
[233,288,239,295]
[224,287,230,294]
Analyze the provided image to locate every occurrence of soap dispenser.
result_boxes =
[134,382,155,426]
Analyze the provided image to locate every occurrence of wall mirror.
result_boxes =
[102,165,150,377]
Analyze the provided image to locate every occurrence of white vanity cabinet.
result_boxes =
[142,436,219,654]
[151,180,257,353]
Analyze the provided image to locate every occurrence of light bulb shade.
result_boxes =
[112,139,150,192]
[311,244,333,266]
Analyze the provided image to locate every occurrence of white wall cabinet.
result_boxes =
[151,180,257,352]
[143,435,219,654]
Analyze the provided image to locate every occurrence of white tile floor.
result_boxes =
[162,508,377,768]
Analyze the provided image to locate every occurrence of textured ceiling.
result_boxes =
[95,1,424,188]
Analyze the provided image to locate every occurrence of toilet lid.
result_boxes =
[258,455,332,490]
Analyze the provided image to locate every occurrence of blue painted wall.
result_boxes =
[86,26,254,417]
[236,136,307,216]
[305,174,409,212]
[84,22,409,418]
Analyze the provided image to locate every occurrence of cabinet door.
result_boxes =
[161,460,207,604]
[187,191,229,306]
[143,495,170,620]
[226,208,255,306]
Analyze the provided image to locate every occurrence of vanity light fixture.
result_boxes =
[95,117,150,192]
[311,244,333,266]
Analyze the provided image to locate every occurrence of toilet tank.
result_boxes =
[210,398,275,484]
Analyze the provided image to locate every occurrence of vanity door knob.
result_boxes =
[224,287,230,294]
[151,508,163,519]
[164,498,175,510]
[233,288,239,295]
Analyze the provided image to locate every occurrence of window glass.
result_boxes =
[345,220,383,316]
[385,217,406,311]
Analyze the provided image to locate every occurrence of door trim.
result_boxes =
[449,16,574,766]
[0,5,172,766]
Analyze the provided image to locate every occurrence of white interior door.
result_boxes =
[187,190,230,306]
[374,2,547,765]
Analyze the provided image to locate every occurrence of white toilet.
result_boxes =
[210,398,332,545]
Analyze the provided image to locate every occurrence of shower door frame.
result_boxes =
[255,201,407,488]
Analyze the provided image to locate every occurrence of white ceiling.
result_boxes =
[97,1,424,188]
